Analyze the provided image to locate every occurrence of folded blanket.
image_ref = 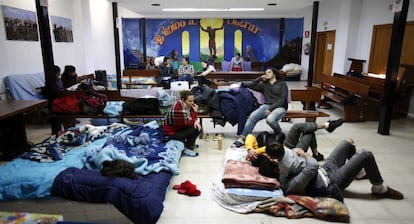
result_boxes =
[253,194,350,223]
[222,160,280,190]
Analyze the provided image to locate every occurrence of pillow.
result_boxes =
[154,56,165,66]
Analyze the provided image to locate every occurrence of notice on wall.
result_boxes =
[327,43,333,50]
[392,0,403,12]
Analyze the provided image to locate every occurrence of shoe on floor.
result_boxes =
[182,149,199,157]
[231,140,244,148]
[191,144,199,149]
[173,180,195,190]
[326,118,344,133]
[177,184,201,196]
[313,153,324,161]
[372,187,404,200]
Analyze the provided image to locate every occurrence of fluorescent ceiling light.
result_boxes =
[163,8,264,12]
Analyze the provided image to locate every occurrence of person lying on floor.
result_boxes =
[163,90,201,156]
[283,119,344,161]
[245,119,343,184]
[245,119,344,163]
[265,138,404,201]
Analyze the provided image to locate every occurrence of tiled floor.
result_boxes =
[4,81,414,223]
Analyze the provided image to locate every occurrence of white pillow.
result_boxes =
[154,56,165,66]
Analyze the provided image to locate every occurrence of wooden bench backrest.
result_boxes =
[322,74,370,98]
[290,87,321,110]
[123,69,159,77]
[332,73,384,99]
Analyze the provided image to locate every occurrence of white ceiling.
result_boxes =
[113,0,319,18]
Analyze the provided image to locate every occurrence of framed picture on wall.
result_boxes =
[51,16,73,42]
[1,5,39,41]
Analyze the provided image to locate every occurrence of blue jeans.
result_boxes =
[323,140,384,190]
[178,74,194,85]
[241,104,286,137]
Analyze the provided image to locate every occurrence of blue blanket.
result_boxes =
[0,121,184,201]
[51,167,171,224]
[0,137,106,200]
[84,123,184,175]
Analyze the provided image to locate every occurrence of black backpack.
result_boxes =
[122,97,161,115]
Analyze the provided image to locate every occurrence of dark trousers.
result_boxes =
[169,126,200,149]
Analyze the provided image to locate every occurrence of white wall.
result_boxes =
[0,0,42,97]
[88,0,115,74]
[0,0,116,99]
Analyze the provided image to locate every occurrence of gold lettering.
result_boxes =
[226,19,262,35]
[161,26,171,36]
[188,19,197,26]
[154,34,165,45]
[252,26,261,34]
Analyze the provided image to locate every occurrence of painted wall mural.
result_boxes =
[122,18,143,69]
[122,18,303,69]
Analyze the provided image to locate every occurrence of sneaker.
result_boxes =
[231,140,244,148]
[313,153,324,161]
[191,144,199,149]
[372,187,404,200]
[326,118,344,133]
[182,149,199,157]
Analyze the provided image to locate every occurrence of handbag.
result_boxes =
[51,95,81,114]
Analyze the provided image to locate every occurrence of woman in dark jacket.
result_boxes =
[61,65,78,88]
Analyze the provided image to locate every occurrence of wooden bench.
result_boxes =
[49,87,330,133]
[320,74,370,122]
[122,69,159,88]
[288,87,330,122]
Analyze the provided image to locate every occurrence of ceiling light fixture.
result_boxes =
[162,8,264,12]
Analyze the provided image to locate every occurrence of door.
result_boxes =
[369,21,414,74]
[314,30,336,83]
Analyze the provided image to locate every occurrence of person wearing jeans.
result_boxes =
[232,67,288,148]
[283,119,344,161]
[268,138,404,201]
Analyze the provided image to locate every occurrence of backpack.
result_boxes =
[122,97,161,115]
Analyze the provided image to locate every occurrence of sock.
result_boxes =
[324,122,330,129]
[371,183,387,194]
[237,137,244,143]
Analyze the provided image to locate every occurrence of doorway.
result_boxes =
[314,30,336,83]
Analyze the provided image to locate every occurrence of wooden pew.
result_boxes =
[288,87,330,122]
[122,69,159,88]
[332,65,414,118]
[320,74,370,122]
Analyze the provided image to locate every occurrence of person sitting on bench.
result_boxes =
[232,68,288,148]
